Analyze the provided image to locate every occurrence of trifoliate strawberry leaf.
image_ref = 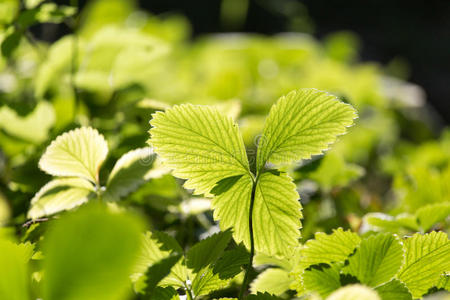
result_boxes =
[299,228,361,268]
[27,178,96,219]
[326,284,380,300]
[186,230,232,273]
[39,127,108,184]
[256,89,357,171]
[149,104,250,196]
[374,279,412,300]
[397,231,450,298]
[343,233,403,287]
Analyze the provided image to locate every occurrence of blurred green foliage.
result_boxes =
[0,0,449,299]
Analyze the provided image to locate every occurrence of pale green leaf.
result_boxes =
[256,88,357,171]
[27,178,96,219]
[436,273,450,292]
[303,264,341,298]
[43,204,144,300]
[132,231,187,289]
[105,147,169,201]
[0,240,33,300]
[39,127,108,183]
[326,284,380,300]
[299,228,361,268]
[253,171,302,257]
[0,101,55,144]
[416,202,450,232]
[211,175,252,252]
[250,268,292,296]
[149,104,250,196]
[192,247,248,296]
[374,279,412,300]
[343,233,404,287]
[398,231,450,298]
[186,230,232,273]
[363,213,419,232]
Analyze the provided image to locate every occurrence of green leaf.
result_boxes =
[250,268,292,296]
[105,147,168,201]
[303,264,341,298]
[0,194,10,226]
[343,233,403,287]
[149,286,180,300]
[42,204,144,300]
[186,230,232,273]
[436,273,450,291]
[0,101,55,144]
[299,228,361,268]
[39,127,108,184]
[397,231,450,298]
[192,247,248,296]
[1,30,21,58]
[0,240,33,300]
[374,279,412,300]
[27,178,96,219]
[363,213,419,232]
[253,171,302,256]
[256,88,357,171]
[133,231,187,289]
[142,254,182,296]
[416,202,450,232]
[326,284,380,300]
[149,104,250,196]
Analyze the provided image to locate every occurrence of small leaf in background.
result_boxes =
[250,268,292,296]
[246,292,282,299]
[326,284,380,300]
[42,204,144,300]
[416,202,450,232]
[186,229,232,272]
[0,102,55,144]
[397,231,450,298]
[299,228,361,268]
[105,147,167,201]
[1,29,21,58]
[374,279,412,300]
[0,240,34,300]
[27,178,96,219]
[343,233,403,287]
[303,264,341,298]
[132,231,186,289]
[363,212,419,233]
[256,88,357,171]
[39,127,109,184]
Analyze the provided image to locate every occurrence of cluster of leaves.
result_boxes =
[0,0,449,299]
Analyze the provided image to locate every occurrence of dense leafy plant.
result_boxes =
[1,0,449,299]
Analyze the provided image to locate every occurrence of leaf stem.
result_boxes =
[185,283,194,300]
[239,179,257,299]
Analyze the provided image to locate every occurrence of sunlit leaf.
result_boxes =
[27,178,96,219]
[256,88,357,171]
[39,127,108,184]
[326,284,380,300]
[343,233,403,287]
[250,268,292,296]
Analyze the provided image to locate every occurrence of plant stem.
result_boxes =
[185,283,194,300]
[239,180,257,300]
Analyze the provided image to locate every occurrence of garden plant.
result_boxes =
[0,1,449,300]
